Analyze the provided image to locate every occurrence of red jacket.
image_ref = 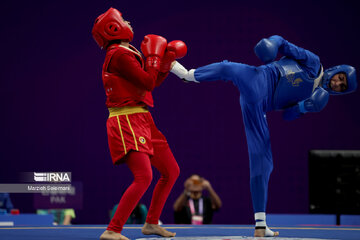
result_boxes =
[102,44,168,108]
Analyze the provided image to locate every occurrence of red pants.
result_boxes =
[107,107,169,164]
[106,107,180,233]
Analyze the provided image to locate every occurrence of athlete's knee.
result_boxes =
[171,163,180,180]
[134,168,153,187]
[249,157,273,177]
[250,166,273,179]
[169,164,180,181]
[161,162,180,184]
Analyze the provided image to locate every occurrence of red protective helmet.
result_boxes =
[92,8,134,49]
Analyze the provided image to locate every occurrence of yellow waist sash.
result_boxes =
[108,106,149,118]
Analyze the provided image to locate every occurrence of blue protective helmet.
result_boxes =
[322,65,357,95]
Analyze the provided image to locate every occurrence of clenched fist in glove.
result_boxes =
[283,87,329,121]
[141,34,167,71]
[160,40,187,73]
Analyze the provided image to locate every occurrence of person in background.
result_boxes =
[173,174,222,224]
[37,209,76,225]
[0,193,14,214]
[110,203,148,224]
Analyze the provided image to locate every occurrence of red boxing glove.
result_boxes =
[160,40,187,73]
[141,34,167,71]
[168,40,187,59]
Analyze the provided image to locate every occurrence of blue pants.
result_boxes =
[195,61,274,213]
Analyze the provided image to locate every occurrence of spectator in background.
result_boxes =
[37,209,75,225]
[173,174,222,224]
[111,203,148,224]
[0,193,14,214]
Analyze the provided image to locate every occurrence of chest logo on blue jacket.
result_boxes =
[286,71,303,87]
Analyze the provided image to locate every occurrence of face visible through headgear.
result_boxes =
[122,17,133,34]
[322,65,357,95]
[329,73,347,92]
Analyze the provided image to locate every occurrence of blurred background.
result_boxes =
[0,0,359,225]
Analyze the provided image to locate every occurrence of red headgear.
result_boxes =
[92,8,134,49]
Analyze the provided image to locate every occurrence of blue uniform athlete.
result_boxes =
[170,35,357,237]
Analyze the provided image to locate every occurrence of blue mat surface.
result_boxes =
[0,225,359,240]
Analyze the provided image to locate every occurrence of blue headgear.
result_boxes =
[322,65,357,95]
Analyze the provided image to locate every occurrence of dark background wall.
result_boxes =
[1,0,359,225]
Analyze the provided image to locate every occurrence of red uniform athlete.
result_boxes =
[92,8,187,240]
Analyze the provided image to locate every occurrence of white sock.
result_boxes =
[255,212,266,228]
[255,212,276,237]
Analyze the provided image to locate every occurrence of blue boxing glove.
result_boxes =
[299,87,329,113]
[283,87,329,121]
[254,35,284,64]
